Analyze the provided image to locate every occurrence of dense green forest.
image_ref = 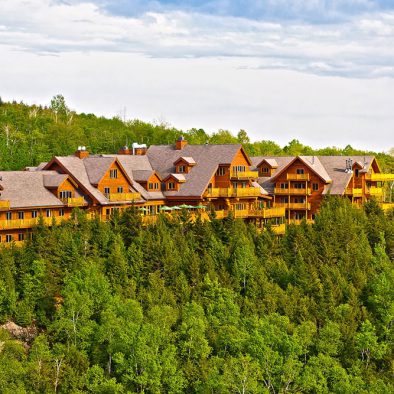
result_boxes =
[0,96,393,172]
[0,198,393,393]
[1,97,393,392]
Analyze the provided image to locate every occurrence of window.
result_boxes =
[6,212,12,220]
[355,169,359,177]
[18,233,24,241]
[6,234,12,243]
[261,167,269,174]
[312,183,319,191]
[18,211,24,219]
[59,208,64,217]
[235,203,245,210]
[168,182,176,190]
[294,183,306,189]
[110,169,118,179]
[178,165,186,173]
[117,186,123,193]
[280,183,289,189]
[154,183,159,190]
[232,182,238,189]
[241,182,247,188]
[280,197,288,203]
[296,168,305,174]
[46,209,51,218]
[60,190,72,199]
[233,165,246,173]
[32,210,38,218]
[148,183,153,189]
[217,167,226,176]
[104,187,110,196]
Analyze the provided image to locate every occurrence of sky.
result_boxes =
[0,1,393,152]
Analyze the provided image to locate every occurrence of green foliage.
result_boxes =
[1,99,393,173]
[0,152,392,392]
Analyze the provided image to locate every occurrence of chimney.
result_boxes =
[175,136,187,150]
[131,142,147,155]
[118,146,131,155]
[75,146,89,159]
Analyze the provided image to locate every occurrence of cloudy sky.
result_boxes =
[0,0,393,151]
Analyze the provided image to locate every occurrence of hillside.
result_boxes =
[0,96,393,172]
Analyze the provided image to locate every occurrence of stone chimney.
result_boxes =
[118,146,131,155]
[175,136,187,150]
[75,146,89,159]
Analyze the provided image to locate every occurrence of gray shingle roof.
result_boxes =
[83,157,115,185]
[43,173,69,189]
[252,155,377,196]
[147,144,244,197]
[0,171,64,208]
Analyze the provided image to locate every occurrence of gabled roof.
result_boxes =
[83,157,115,185]
[132,170,155,182]
[174,156,196,166]
[269,156,332,183]
[43,173,69,189]
[252,155,377,196]
[147,144,244,197]
[101,154,165,200]
[44,156,107,203]
[165,173,186,182]
[256,158,278,168]
[318,155,375,195]
[0,171,65,208]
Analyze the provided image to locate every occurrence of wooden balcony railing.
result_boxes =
[62,197,86,207]
[276,202,311,210]
[380,203,394,211]
[365,173,394,182]
[272,224,286,235]
[230,171,259,179]
[108,192,141,202]
[287,173,310,181]
[206,187,261,198]
[248,207,286,218]
[366,187,383,196]
[0,217,63,230]
[289,219,314,225]
[0,200,10,211]
[274,188,311,195]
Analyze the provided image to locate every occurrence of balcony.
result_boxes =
[366,187,383,197]
[0,200,10,211]
[365,173,394,182]
[206,187,261,198]
[380,203,394,211]
[108,192,141,202]
[289,219,314,225]
[230,171,259,179]
[274,188,311,195]
[287,173,310,181]
[276,202,311,210]
[346,188,362,197]
[62,197,86,207]
[0,217,63,230]
[271,223,286,235]
[248,207,286,218]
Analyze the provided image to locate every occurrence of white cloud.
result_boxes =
[0,0,394,77]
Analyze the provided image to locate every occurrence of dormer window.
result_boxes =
[217,167,226,176]
[110,169,118,179]
[168,182,176,190]
[178,165,186,173]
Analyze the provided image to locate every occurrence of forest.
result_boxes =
[0,198,393,393]
[0,97,393,393]
[0,96,393,172]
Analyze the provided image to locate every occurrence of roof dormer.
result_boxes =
[257,158,278,177]
[164,173,186,191]
[173,157,196,174]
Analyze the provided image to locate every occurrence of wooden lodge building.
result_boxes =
[0,138,393,245]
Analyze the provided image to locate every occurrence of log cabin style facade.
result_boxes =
[0,139,393,245]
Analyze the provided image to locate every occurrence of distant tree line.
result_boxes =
[0,97,393,172]
[0,198,393,393]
